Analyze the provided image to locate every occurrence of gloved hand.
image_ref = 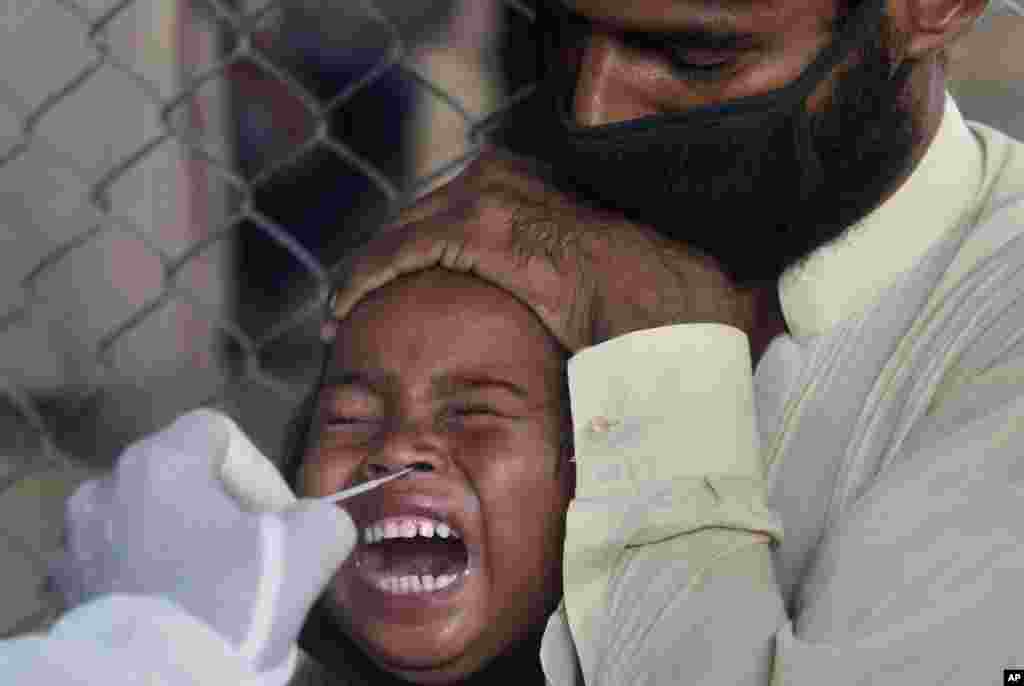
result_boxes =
[47,408,356,681]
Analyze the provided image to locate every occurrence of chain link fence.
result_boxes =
[0,0,1020,641]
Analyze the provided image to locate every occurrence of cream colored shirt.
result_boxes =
[537,92,1024,684]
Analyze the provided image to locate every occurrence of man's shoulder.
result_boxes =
[964,119,1024,221]
[936,118,1024,298]
[941,185,1024,298]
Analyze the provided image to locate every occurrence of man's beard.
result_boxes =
[494,16,920,287]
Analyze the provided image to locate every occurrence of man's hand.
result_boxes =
[332,146,756,353]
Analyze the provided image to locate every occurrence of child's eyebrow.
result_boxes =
[320,370,530,400]
[321,370,389,393]
[433,373,530,400]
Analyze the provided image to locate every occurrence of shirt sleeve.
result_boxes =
[560,323,786,685]
[0,593,297,686]
[558,323,1024,685]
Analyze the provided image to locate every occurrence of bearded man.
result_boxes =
[330,0,1024,682]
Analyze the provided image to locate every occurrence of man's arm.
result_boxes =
[558,323,786,685]
[559,330,1024,684]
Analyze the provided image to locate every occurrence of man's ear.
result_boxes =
[893,0,991,57]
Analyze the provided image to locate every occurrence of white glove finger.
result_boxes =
[141,407,297,513]
[280,501,358,588]
[100,409,233,514]
[248,501,356,672]
[65,478,106,522]
[218,414,298,513]
[131,408,232,481]
[63,478,110,566]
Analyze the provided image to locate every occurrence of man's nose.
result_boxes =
[572,30,662,126]
[363,419,449,477]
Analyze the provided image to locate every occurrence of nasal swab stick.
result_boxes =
[314,466,416,503]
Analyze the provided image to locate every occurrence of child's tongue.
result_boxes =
[362,538,468,579]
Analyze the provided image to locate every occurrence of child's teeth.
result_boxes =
[363,518,459,542]
[374,574,459,594]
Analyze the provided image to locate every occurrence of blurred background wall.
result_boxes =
[947,9,1024,134]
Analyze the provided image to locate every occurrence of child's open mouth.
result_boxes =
[353,516,470,595]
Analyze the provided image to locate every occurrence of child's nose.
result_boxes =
[364,421,449,477]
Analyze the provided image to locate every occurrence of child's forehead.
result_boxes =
[321,366,538,400]
[335,271,562,355]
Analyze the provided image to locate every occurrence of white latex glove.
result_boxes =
[47,408,356,680]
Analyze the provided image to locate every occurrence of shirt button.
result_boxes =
[588,416,616,435]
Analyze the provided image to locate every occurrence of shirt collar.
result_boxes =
[778,93,984,340]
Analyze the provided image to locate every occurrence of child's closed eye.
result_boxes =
[452,404,497,416]
[444,404,514,424]
[326,415,378,426]
[322,411,382,434]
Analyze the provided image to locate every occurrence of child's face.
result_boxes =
[301,268,574,684]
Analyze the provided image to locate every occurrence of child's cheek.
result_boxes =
[452,424,519,465]
[300,436,364,497]
[456,423,555,484]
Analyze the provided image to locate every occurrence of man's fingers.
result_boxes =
[388,184,462,232]
[386,148,549,233]
[334,228,454,320]
[471,145,557,197]
[333,254,406,321]
[386,153,488,231]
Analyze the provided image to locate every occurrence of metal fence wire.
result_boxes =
[0,0,1020,641]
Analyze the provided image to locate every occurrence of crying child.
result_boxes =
[285,267,576,685]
